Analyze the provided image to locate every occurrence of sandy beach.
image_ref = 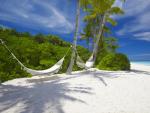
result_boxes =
[131,63,150,73]
[0,63,150,113]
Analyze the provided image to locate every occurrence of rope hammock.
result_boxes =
[0,39,70,75]
[75,49,94,69]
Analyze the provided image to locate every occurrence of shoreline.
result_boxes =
[131,63,150,73]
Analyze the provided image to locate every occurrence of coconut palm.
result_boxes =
[84,0,125,65]
[66,0,90,74]
[67,0,125,74]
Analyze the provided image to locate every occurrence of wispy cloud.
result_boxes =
[134,32,150,41]
[116,0,150,42]
[0,0,74,33]
[113,0,123,8]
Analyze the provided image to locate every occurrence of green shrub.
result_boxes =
[97,53,130,71]
[0,72,9,83]
[0,71,31,83]
[0,28,90,83]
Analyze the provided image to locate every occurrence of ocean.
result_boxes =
[131,61,150,66]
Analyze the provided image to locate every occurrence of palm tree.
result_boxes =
[67,0,124,74]
[66,0,90,74]
[66,0,80,74]
[85,0,125,65]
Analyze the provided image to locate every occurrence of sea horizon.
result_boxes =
[131,61,150,66]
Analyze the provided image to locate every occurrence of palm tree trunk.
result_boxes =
[66,0,80,74]
[93,14,106,63]
[99,28,104,51]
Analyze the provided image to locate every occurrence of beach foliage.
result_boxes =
[80,0,125,68]
[97,53,130,71]
[0,28,90,82]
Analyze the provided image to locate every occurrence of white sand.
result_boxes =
[0,64,150,113]
[131,63,150,72]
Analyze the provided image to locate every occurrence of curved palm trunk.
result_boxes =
[66,0,80,74]
[98,28,104,51]
[93,14,106,64]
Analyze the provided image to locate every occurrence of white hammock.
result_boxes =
[0,39,68,75]
[76,54,85,68]
[85,54,94,69]
[23,57,65,75]
[76,50,94,69]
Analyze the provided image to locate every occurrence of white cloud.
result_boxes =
[134,32,150,41]
[116,0,150,42]
[134,32,150,37]
[125,0,150,17]
[113,0,123,8]
[0,0,74,33]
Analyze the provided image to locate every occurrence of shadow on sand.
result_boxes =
[27,70,118,87]
[131,69,150,75]
[0,76,93,113]
[1,69,137,113]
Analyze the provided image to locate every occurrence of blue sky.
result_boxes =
[0,0,150,61]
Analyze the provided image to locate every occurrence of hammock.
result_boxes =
[76,50,94,69]
[76,54,85,68]
[85,54,94,69]
[0,39,69,75]
[23,57,65,75]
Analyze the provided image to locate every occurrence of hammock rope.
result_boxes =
[75,49,94,69]
[0,39,71,75]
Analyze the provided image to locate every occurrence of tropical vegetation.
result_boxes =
[0,0,130,82]
[97,53,130,71]
[0,28,90,82]
[67,0,125,73]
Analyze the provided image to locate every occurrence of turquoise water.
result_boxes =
[131,61,150,66]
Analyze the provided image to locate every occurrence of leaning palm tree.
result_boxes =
[66,0,89,74]
[67,0,124,74]
[66,0,80,74]
[85,0,125,65]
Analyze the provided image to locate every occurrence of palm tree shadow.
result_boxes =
[92,74,108,86]
[84,70,120,87]
[0,78,93,113]
[70,70,108,86]
[131,69,150,75]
